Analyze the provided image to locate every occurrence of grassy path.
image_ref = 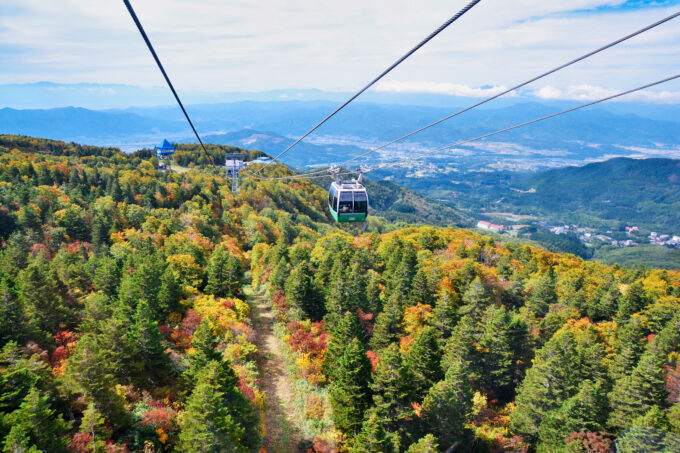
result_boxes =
[246,288,303,452]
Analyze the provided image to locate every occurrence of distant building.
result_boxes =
[625,226,640,233]
[477,221,505,232]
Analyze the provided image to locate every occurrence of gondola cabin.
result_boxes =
[328,180,369,223]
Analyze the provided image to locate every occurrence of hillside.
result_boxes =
[0,135,678,452]
[514,157,680,231]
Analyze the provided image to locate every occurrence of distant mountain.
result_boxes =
[0,106,185,143]
[202,129,367,168]
[475,158,680,232]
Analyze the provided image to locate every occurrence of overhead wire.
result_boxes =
[253,73,680,181]
[300,10,680,174]
[376,73,680,169]
[122,0,213,163]
[246,0,484,179]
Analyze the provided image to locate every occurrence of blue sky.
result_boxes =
[0,0,678,105]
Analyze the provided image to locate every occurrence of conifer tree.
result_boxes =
[609,349,669,432]
[409,267,434,307]
[92,255,120,298]
[0,279,26,347]
[205,244,243,297]
[537,380,609,453]
[421,362,473,451]
[405,326,443,401]
[432,283,460,340]
[17,252,68,335]
[477,306,517,401]
[371,344,417,443]
[526,275,557,318]
[459,276,492,322]
[405,434,439,453]
[330,338,372,435]
[79,402,110,452]
[370,296,403,351]
[4,387,70,452]
[131,300,171,384]
[270,256,289,292]
[324,312,363,380]
[157,265,181,318]
[617,281,647,319]
[365,270,383,315]
[285,261,324,320]
[350,410,395,453]
[177,360,259,452]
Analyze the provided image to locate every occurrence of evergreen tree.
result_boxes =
[324,312,363,381]
[609,349,669,432]
[2,425,40,453]
[458,276,492,322]
[157,265,181,318]
[371,344,417,443]
[365,270,383,315]
[0,279,26,347]
[537,380,609,453]
[617,281,647,319]
[405,326,443,401]
[369,296,403,351]
[3,387,70,452]
[79,402,110,452]
[131,300,172,385]
[421,362,473,451]
[177,360,259,452]
[17,253,68,335]
[285,261,324,320]
[409,267,434,307]
[270,256,289,292]
[440,316,478,384]
[350,410,395,453]
[404,434,439,453]
[510,329,608,442]
[92,255,120,298]
[477,306,517,401]
[526,275,557,318]
[185,318,222,386]
[329,338,372,435]
[432,283,459,340]
[205,244,243,297]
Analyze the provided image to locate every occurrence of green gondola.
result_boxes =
[328,178,369,223]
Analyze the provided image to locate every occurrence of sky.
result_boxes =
[1,0,679,104]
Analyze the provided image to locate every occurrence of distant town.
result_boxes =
[476,220,680,249]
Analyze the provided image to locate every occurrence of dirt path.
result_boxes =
[248,289,303,452]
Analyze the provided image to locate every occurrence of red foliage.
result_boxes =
[565,431,612,453]
[366,350,379,372]
[30,243,50,258]
[139,408,174,431]
[55,330,78,347]
[357,309,374,336]
[220,298,235,310]
[180,309,202,334]
[665,363,680,404]
[647,334,657,343]
[272,290,287,313]
[238,376,257,402]
[492,435,529,453]
[67,432,92,453]
[311,438,331,453]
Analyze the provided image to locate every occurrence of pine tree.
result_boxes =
[405,326,443,401]
[79,402,110,452]
[17,253,69,335]
[609,349,669,432]
[285,261,324,320]
[350,410,395,453]
[177,360,259,452]
[157,265,181,318]
[92,255,120,298]
[330,338,372,435]
[458,276,492,322]
[617,281,647,319]
[440,316,478,384]
[432,283,459,340]
[477,306,517,401]
[370,296,403,351]
[205,244,243,297]
[185,318,222,386]
[324,312,363,381]
[131,300,171,385]
[409,267,434,307]
[270,256,289,292]
[365,270,383,315]
[537,380,609,453]
[421,361,473,451]
[405,434,439,453]
[0,279,26,347]
[4,387,70,452]
[526,275,557,318]
[371,344,417,444]
[2,425,40,453]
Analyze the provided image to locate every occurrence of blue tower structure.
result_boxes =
[154,140,175,171]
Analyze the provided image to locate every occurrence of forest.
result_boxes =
[0,134,678,452]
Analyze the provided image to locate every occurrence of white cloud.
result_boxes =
[534,84,680,103]
[0,0,678,102]
[373,80,510,97]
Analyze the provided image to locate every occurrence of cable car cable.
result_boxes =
[376,73,680,169]
[247,0,484,179]
[122,0,212,163]
[301,10,680,173]
[254,73,680,181]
